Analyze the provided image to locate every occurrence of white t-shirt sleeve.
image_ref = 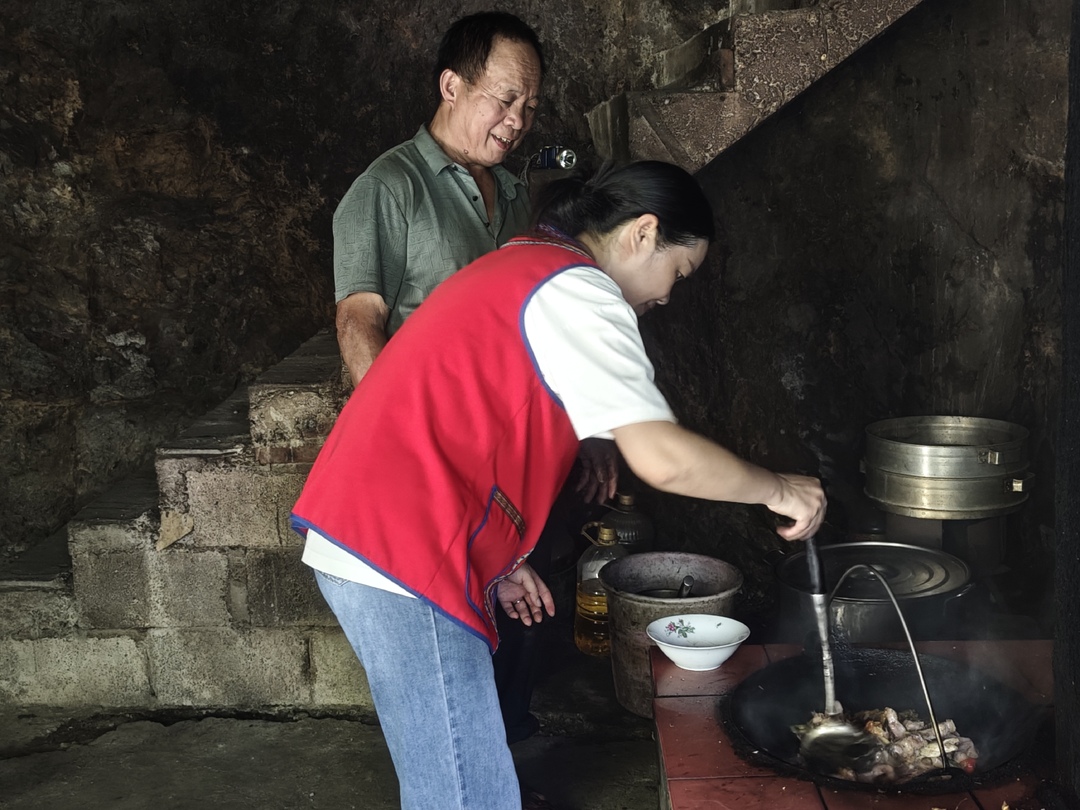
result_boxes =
[523,265,677,440]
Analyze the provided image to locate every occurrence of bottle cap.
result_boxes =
[597,526,619,545]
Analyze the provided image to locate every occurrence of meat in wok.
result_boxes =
[726,648,1045,793]
[792,706,979,783]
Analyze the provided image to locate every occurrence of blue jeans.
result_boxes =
[315,571,522,810]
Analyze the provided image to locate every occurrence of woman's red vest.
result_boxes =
[292,236,586,649]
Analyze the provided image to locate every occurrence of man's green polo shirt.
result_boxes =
[333,126,531,335]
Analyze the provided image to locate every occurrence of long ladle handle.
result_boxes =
[805,533,825,594]
[805,536,839,716]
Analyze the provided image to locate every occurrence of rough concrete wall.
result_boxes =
[1057,0,1080,797]
[641,0,1067,620]
[0,0,719,559]
[0,3,334,556]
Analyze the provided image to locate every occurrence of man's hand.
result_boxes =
[497,564,555,626]
[575,437,619,504]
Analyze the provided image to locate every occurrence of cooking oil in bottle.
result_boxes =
[574,578,611,656]
[573,524,627,657]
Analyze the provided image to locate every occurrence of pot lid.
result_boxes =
[777,541,970,601]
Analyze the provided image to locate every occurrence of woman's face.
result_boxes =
[621,234,709,317]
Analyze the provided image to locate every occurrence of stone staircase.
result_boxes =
[0,330,368,712]
[0,0,928,714]
[587,0,925,171]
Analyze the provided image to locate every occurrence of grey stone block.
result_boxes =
[0,636,151,708]
[232,548,335,628]
[147,628,308,708]
[72,545,231,631]
[150,549,230,628]
[71,548,152,629]
[67,472,159,554]
[186,463,309,549]
[156,457,310,551]
[0,586,78,639]
[307,628,374,711]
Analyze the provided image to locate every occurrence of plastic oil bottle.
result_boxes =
[573,523,628,657]
[602,491,655,554]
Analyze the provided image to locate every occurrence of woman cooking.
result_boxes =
[291,159,826,810]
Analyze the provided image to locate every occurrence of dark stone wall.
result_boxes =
[0,0,716,558]
[640,0,1067,625]
[1056,0,1080,800]
[1,2,337,555]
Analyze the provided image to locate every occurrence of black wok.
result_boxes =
[724,646,1048,794]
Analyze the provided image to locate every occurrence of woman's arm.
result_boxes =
[611,420,825,540]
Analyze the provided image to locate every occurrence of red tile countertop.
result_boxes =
[651,640,1054,810]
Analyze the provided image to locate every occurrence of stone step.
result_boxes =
[154,386,252,550]
[648,0,812,92]
[0,528,76,640]
[3,332,363,713]
[65,464,322,631]
[155,390,300,552]
[0,624,372,712]
[730,0,922,115]
[156,330,342,551]
[625,89,762,173]
[1,447,370,712]
[651,21,730,92]
[588,0,926,169]
[247,328,346,465]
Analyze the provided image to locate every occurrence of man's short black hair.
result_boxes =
[434,11,545,91]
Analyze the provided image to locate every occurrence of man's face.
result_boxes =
[450,37,542,167]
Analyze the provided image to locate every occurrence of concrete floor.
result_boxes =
[0,622,661,810]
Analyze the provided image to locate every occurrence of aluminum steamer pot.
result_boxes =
[774,542,973,643]
[863,416,1031,519]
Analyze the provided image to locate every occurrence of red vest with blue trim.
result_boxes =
[292,235,587,649]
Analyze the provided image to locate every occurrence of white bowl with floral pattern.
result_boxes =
[645,613,751,671]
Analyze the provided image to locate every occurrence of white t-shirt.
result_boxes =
[301,264,676,589]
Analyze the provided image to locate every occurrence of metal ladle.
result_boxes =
[796,536,877,773]
[676,575,694,599]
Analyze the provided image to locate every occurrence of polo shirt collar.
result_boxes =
[414,125,525,201]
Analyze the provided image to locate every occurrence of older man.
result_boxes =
[333,11,543,384]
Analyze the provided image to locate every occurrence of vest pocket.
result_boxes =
[492,487,525,540]
[465,486,530,623]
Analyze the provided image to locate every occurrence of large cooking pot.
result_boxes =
[724,646,1047,794]
[774,542,973,643]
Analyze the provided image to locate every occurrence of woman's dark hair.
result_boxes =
[434,12,545,92]
[533,161,715,247]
